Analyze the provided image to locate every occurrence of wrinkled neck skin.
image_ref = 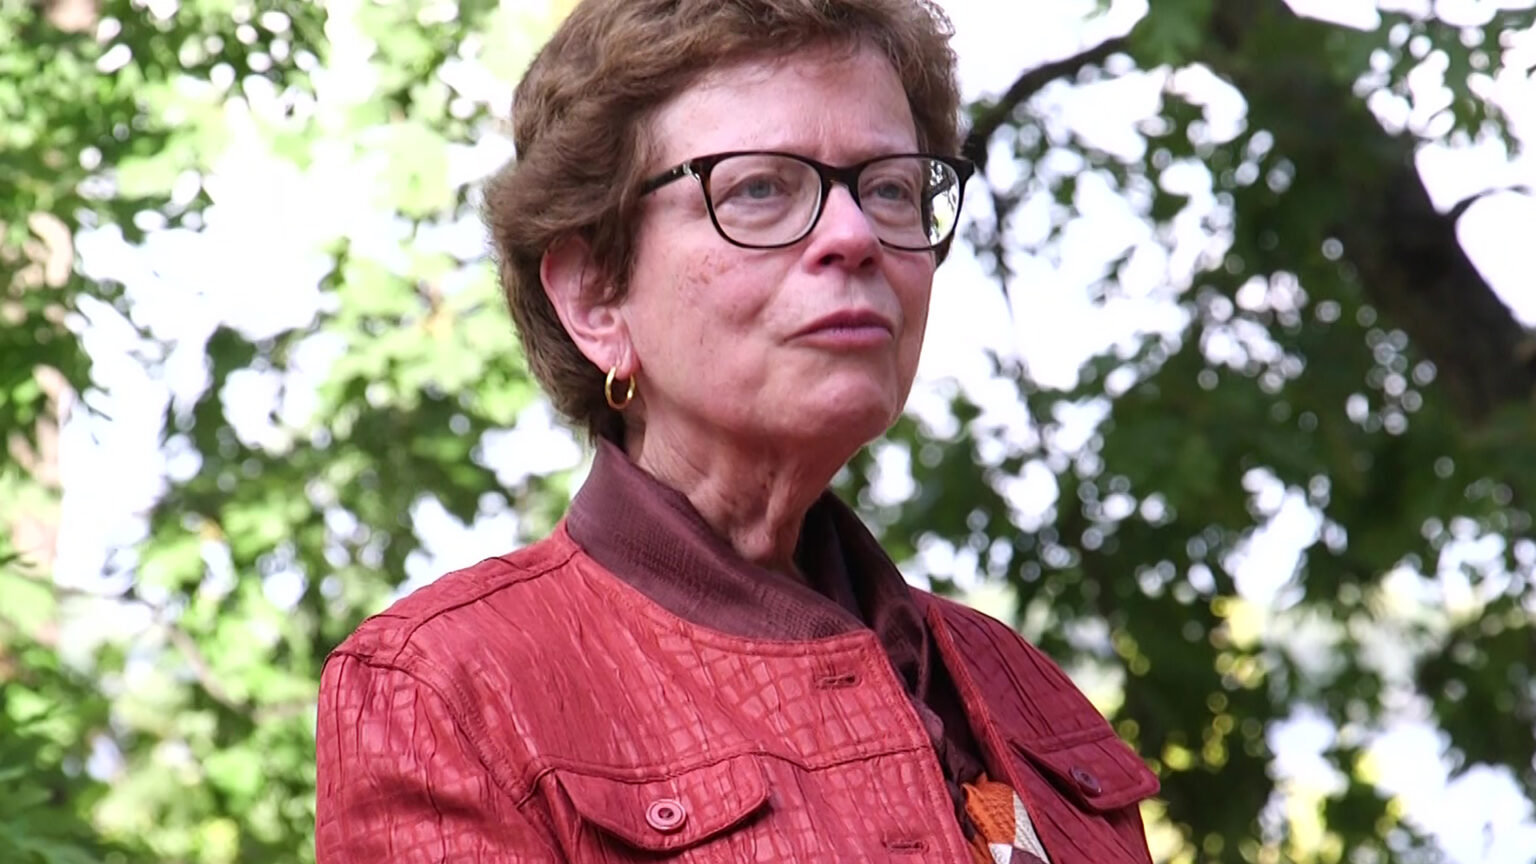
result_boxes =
[623,417,859,578]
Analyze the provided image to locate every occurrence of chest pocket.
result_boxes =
[1012,728,1159,813]
[553,752,771,858]
[1008,729,1160,864]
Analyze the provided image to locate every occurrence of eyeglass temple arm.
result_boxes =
[640,163,695,195]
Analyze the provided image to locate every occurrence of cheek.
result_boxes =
[629,245,771,369]
[677,248,729,299]
[896,264,935,347]
[676,250,770,337]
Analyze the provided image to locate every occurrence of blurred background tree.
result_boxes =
[1,0,1533,862]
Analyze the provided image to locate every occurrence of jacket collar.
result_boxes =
[566,438,987,819]
[565,438,930,696]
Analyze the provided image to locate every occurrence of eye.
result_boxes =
[716,170,793,206]
[708,154,821,212]
[738,175,785,200]
[862,168,920,204]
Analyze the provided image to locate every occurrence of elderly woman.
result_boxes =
[315,1,1158,862]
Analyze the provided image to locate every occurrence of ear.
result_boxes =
[540,234,635,377]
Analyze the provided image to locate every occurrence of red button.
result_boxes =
[646,798,687,833]
[1070,765,1102,796]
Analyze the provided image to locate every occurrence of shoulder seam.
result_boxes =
[324,654,550,830]
[379,544,578,665]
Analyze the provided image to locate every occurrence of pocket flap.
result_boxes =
[1012,730,1159,812]
[555,753,770,853]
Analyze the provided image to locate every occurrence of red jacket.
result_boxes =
[316,522,1159,862]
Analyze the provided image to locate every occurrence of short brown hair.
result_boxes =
[482,0,961,442]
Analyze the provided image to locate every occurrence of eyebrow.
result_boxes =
[696,140,922,166]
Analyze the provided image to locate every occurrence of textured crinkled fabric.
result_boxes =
[316,449,1160,863]
[566,440,987,833]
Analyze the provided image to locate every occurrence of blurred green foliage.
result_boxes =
[2,0,1534,862]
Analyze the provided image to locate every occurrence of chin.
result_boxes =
[788,393,899,450]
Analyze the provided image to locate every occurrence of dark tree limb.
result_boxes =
[958,0,1536,424]
[957,37,1130,328]
[1205,0,1536,423]
[1348,162,1535,421]
[961,37,1128,168]
[1447,185,1535,221]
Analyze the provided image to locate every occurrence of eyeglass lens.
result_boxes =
[705,154,961,250]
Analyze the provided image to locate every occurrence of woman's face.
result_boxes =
[620,46,935,456]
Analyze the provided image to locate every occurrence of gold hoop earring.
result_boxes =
[605,367,636,411]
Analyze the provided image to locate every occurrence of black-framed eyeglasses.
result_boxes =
[639,150,975,252]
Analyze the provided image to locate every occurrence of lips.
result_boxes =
[794,309,895,339]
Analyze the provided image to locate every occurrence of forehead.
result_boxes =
[644,45,918,166]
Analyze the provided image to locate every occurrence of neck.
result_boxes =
[622,420,848,577]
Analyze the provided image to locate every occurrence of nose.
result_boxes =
[805,184,881,271]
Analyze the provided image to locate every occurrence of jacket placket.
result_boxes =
[924,604,1158,864]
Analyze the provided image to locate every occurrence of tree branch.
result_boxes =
[961,37,1129,169]
[1204,0,1536,423]
[9,569,255,717]
[161,620,245,713]
[1447,184,1536,222]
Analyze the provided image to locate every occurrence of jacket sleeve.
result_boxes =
[316,653,564,863]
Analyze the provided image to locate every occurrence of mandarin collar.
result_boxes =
[564,437,976,802]
[566,437,922,672]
